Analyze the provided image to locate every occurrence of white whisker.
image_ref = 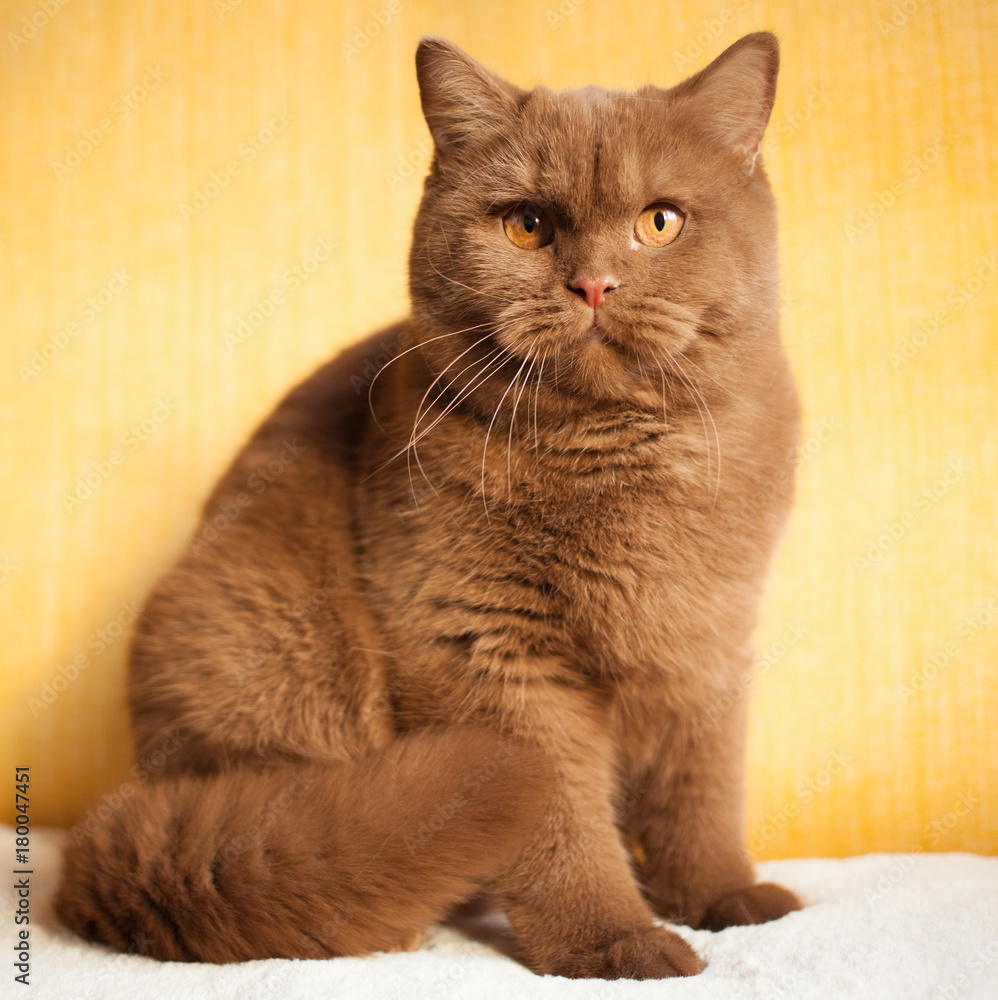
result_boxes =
[480,350,534,520]
[409,347,507,455]
[425,258,501,300]
[368,347,508,483]
[366,323,490,434]
[532,349,548,453]
[505,340,540,491]
[411,330,500,441]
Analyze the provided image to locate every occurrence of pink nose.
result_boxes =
[569,276,618,311]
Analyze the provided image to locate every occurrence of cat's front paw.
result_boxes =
[700,881,802,931]
[550,926,703,980]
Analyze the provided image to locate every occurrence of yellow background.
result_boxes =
[2,0,995,860]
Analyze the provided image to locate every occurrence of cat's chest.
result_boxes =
[505,436,769,671]
[364,406,776,690]
[513,427,722,579]
[519,482,718,617]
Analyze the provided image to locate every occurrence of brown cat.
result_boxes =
[56,32,802,979]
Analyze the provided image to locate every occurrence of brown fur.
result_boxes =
[56,33,802,978]
[56,727,547,961]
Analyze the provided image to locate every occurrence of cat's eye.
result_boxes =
[503,203,554,250]
[634,203,684,247]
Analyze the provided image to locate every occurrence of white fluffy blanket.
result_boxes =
[4,824,997,999]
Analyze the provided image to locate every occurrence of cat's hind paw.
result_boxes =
[700,881,802,932]
[550,926,703,980]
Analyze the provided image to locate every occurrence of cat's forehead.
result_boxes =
[500,84,693,223]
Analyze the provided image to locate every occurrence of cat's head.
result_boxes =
[409,34,781,412]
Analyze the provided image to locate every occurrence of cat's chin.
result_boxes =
[557,335,662,402]
[542,314,681,402]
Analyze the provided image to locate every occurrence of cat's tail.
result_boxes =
[55,726,547,962]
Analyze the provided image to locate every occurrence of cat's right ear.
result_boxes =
[415,37,524,169]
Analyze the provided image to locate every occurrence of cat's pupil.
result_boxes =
[523,212,538,234]
[654,210,666,231]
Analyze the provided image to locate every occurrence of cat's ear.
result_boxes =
[415,37,524,168]
[670,31,779,174]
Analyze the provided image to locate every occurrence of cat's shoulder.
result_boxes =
[250,320,409,450]
[202,321,408,504]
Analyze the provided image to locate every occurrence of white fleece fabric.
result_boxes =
[4,824,997,1000]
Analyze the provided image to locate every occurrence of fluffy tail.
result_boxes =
[56,726,547,962]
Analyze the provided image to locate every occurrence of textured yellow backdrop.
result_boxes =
[2,0,995,860]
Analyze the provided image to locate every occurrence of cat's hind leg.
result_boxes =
[56,727,548,962]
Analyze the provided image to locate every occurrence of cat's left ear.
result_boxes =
[415,37,525,169]
[669,31,780,174]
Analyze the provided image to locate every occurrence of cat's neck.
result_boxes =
[367,341,734,505]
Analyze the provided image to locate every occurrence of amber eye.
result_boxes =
[503,203,554,250]
[634,203,684,247]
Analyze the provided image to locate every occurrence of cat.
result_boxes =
[56,31,803,979]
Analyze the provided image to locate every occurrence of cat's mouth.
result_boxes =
[583,322,620,349]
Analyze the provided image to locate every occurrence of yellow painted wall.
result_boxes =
[2,0,995,860]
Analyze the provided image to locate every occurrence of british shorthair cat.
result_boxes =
[56,32,802,979]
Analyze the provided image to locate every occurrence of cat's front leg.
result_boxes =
[627,692,802,930]
[487,689,703,980]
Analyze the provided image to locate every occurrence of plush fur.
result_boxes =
[56,33,802,979]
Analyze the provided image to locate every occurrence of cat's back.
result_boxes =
[126,325,409,768]
[209,321,410,493]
